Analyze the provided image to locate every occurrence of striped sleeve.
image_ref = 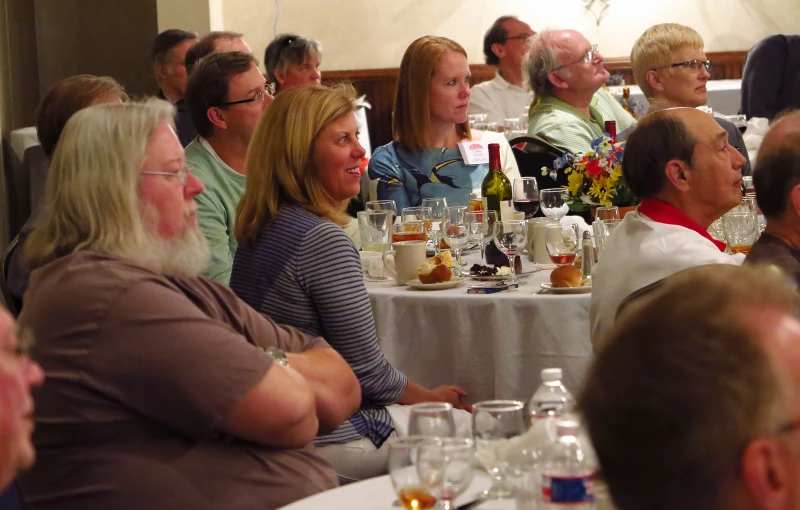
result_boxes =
[294,222,408,407]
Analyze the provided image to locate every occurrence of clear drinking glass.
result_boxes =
[594,206,620,222]
[366,200,398,224]
[466,210,497,260]
[513,178,540,219]
[539,189,570,221]
[389,437,442,510]
[492,220,528,285]
[420,438,475,510]
[357,210,392,252]
[471,400,527,500]
[422,198,448,255]
[393,220,428,243]
[401,206,433,236]
[408,403,457,438]
[485,122,499,132]
[474,113,488,131]
[503,118,520,139]
[443,206,469,275]
[545,223,579,266]
[722,209,758,254]
[592,219,621,262]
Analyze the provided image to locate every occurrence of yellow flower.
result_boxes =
[567,171,584,195]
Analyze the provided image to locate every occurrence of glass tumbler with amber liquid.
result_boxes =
[389,437,442,510]
[722,209,758,254]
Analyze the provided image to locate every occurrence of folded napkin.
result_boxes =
[560,215,592,239]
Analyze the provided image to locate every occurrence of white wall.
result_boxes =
[157,0,213,33]
[222,0,799,70]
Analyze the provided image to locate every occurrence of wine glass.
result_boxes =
[474,113,488,131]
[545,223,579,266]
[408,403,457,438]
[594,206,620,222]
[389,437,442,510]
[722,209,758,254]
[492,220,527,285]
[503,118,520,139]
[466,210,497,261]
[367,200,398,225]
[471,400,526,500]
[401,206,433,237]
[422,198,448,255]
[420,438,475,510]
[443,206,469,275]
[539,189,569,221]
[513,178,540,219]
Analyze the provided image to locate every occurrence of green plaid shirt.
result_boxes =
[527,88,636,154]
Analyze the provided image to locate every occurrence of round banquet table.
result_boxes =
[364,251,593,404]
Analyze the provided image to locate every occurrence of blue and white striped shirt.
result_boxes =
[230,205,408,447]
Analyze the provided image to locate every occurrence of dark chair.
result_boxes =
[0,481,28,510]
[509,135,570,192]
[1,234,21,317]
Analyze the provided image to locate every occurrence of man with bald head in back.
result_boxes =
[591,107,747,347]
[745,111,800,286]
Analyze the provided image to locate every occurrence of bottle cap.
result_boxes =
[541,368,563,382]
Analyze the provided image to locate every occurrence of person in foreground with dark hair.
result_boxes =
[152,28,199,146]
[581,264,800,510]
[468,15,535,125]
[589,106,746,347]
[745,110,800,285]
[17,98,359,509]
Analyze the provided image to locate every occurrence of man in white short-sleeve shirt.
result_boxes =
[590,107,748,348]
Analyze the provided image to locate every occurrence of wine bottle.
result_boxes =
[481,143,518,267]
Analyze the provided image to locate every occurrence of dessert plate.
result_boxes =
[539,282,592,294]
[406,276,465,290]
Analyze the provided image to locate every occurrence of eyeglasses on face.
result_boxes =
[505,33,535,43]
[653,59,712,73]
[141,166,193,184]
[217,87,273,107]
[553,44,599,71]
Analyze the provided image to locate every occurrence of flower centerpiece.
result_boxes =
[541,135,638,213]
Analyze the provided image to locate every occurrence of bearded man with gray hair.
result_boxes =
[526,29,635,154]
[17,99,360,510]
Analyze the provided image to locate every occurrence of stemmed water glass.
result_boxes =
[408,402,457,438]
[467,210,497,261]
[421,438,475,510]
[471,400,527,501]
[422,198,448,255]
[539,189,569,221]
[513,178,540,219]
[367,200,398,224]
[545,223,579,266]
[442,206,469,275]
[492,220,528,285]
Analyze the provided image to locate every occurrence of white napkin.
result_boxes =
[560,215,592,239]
[366,258,385,278]
[386,404,473,438]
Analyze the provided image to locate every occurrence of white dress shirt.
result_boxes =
[590,200,744,349]
[469,73,534,127]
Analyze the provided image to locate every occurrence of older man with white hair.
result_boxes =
[526,29,635,154]
[17,99,360,510]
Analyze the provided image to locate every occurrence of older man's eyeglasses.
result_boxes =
[654,59,712,73]
[142,166,193,184]
[553,44,599,71]
[505,33,535,43]
[218,87,273,107]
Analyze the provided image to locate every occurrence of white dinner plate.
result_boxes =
[406,276,465,290]
[540,282,592,294]
[469,266,542,281]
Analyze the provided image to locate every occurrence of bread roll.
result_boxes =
[417,261,452,284]
[550,265,582,288]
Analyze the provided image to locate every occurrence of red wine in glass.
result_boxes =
[513,198,540,218]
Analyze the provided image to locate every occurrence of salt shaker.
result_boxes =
[581,231,593,280]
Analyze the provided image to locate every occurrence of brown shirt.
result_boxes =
[745,232,800,288]
[17,252,338,510]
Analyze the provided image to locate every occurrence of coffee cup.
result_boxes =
[526,217,560,264]
[382,240,427,285]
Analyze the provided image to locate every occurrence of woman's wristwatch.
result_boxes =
[264,347,290,368]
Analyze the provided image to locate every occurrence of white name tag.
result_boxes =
[457,140,490,165]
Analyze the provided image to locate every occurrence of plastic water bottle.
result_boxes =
[530,368,576,429]
[540,420,596,509]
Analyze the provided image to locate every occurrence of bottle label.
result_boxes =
[499,200,514,221]
[542,474,595,503]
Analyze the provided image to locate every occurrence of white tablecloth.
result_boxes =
[608,78,742,115]
[365,253,593,404]
[280,473,502,510]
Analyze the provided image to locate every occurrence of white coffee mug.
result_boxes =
[527,217,560,264]
[382,240,427,285]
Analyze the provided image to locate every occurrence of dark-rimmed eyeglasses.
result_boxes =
[653,59,712,73]
[553,44,599,71]
[141,166,193,184]
[505,33,535,43]
[217,88,273,107]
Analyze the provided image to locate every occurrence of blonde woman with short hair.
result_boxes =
[232,83,471,483]
[368,36,520,211]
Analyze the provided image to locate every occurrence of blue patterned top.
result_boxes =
[230,205,408,448]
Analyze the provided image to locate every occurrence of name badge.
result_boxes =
[457,140,490,165]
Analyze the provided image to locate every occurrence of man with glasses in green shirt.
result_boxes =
[184,51,273,284]
[525,29,635,154]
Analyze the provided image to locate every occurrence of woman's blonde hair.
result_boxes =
[631,23,705,98]
[393,36,471,152]
[236,83,358,246]
[25,98,175,269]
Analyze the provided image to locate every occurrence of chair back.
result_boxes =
[509,135,570,191]
[0,481,28,510]
[1,234,22,317]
